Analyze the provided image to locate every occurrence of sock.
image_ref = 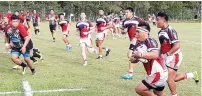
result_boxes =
[31,68,35,72]
[172,94,177,96]
[105,48,109,51]
[53,38,55,40]
[34,29,37,35]
[20,62,27,67]
[129,71,133,75]
[36,29,40,33]
[30,57,37,62]
[185,73,194,79]
[33,52,41,58]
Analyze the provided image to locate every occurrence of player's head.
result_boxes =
[59,13,64,20]
[157,12,168,28]
[50,9,54,14]
[125,7,134,19]
[3,16,8,23]
[14,10,19,16]
[20,10,24,13]
[33,10,36,14]
[7,10,11,13]
[80,12,86,20]
[136,21,150,42]
[99,10,104,16]
[11,15,20,27]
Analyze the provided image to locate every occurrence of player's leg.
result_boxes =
[135,81,155,96]
[80,42,87,66]
[167,68,177,96]
[50,25,56,42]
[33,48,43,60]
[87,37,97,54]
[10,51,27,74]
[153,90,166,96]
[62,34,71,50]
[23,52,36,75]
[174,71,199,83]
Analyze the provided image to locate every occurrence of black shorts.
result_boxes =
[49,24,56,32]
[26,19,30,22]
[129,44,135,51]
[33,23,38,27]
[142,80,165,91]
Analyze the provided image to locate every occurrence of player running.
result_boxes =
[113,14,121,38]
[131,22,168,96]
[25,10,31,29]
[76,13,97,66]
[156,12,199,96]
[32,10,40,35]
[121,7,143,80]
[46,9,58,42]
[6,10,12,24]
[58,13,72,50]
[4,15,36,75]
[95,10,113,59]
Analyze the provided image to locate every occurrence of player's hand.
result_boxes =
[100,27,106,31]
[20,47,26,54]
[161,54,167,59]
[5,43,11,52]
[132,51,142,58]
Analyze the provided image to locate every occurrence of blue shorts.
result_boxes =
[11,51,30,58]
[33,23,38,27]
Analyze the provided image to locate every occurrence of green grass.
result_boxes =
[0,22,201,96]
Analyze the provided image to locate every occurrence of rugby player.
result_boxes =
[131,21,168,96]
[58,13,72,50]
[95,10,113,59]
[46,9,58,42]
[76,13,97,66]
[121,7,143,79]
[157,12,199,96]
[5,15,36,75]
[32,10,40,35]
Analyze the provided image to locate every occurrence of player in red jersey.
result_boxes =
[157,12,199,96]
[14,10,25,24]
[95,10,113,59]
[32,10,40,35]
[46,9,58,42]
[5,15,36,75]
[113,14,121,38]
[25,10,31,29]
[6,10,12,24]
[130,22,168,96]
[76,13,97,66]
[121,7,143,79]
[58,13,72,50]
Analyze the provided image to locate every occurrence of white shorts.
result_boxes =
[80,38,92,48]
[162,52,183,70]
[96,31,106,41]
[142,71,168,91]
[114,24,120,28]
[62,30,69,36]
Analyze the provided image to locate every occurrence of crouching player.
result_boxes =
[5,15,36,75]
[76,13,97,66]
[58,13,72,50]
[130,22,168,96]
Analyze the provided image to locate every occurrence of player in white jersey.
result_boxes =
[76,13,97,66]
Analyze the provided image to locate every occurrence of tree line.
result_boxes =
[0,1,201,21]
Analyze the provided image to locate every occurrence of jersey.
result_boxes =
[32,13,40,24]
[47,14,58,25]
[26,13,31,20]
[158,25,180,54]
[132,37,167,75]
[76,20,93,39]
[96,16,108,33]
[18,15,25,23]
[113,17,120,24]
[59,19,69,32]
[5,24,29,48]
[123,16,143,41]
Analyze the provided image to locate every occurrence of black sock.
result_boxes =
[34,29,37,35]
[31,68,35,72]
[53,38,55,40]
[20,62,27,67]
[30,56,37,62]
[36,29,40,33]
[33,52,41,58]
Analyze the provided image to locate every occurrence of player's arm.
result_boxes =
[19,25,30,48]
[166,29,180,55]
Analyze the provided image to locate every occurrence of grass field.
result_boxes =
[0,22,201,96]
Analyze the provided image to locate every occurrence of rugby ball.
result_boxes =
[134,44,148,63]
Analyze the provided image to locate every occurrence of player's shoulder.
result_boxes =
[144,37,158,48]
[5,25,12,32]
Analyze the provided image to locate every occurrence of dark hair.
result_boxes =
[58,13,64,18]
[15,10,19,13]
[138,21,150,32]
[50,9,54,11]
[157,12,168,21]
[126,7,134,13]
[11,15,20,20]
